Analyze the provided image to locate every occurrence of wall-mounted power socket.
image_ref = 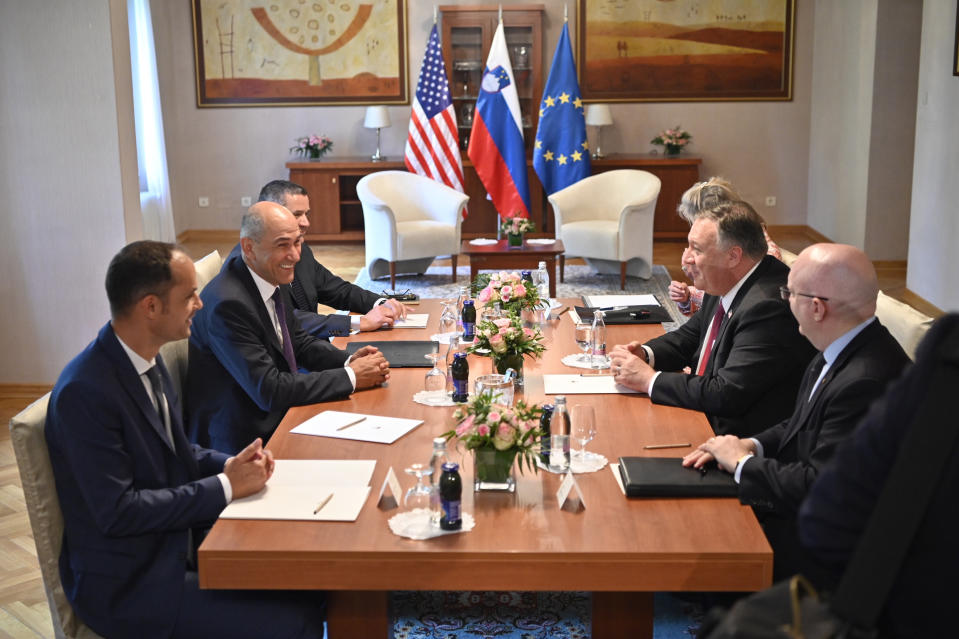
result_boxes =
[765,196,777,206]
[198,196,210,207]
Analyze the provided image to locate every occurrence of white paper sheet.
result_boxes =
[290,410,423,444]
[392,314,429,328]
[219,459,376,521]
[542,374,645,395]
[582,294,660,308]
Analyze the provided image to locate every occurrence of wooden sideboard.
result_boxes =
[288,154,700,243]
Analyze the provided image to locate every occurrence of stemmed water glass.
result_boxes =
[424,342,446,392]
[571,405,597,460]
[439,301,458,337]
[404,463,434,513]
[574,322,593,363]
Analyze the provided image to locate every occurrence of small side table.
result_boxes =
[461,239,565,297]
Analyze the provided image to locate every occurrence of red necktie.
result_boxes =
[696,301,725,376]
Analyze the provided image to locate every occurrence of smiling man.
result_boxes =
[610,200,816,436]
[187,202,389,453]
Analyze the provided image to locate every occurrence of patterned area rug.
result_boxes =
[390,591,703,638]
[354,264,687,326]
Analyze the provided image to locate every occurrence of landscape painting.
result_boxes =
[577,0,794,102]
[192,0,408,106]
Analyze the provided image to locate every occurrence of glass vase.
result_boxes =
[664,144,682,157]
[473,446,518,492]
[492,352,524,388]
[507,232,524,248]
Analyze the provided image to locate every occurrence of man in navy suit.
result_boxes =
[45,241,324,639]
[253,179,408,338]
[682,243,910,580]
[610,200,816,437]
[187,201,390,453]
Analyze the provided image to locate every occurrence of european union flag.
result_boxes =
[533,23,590,195]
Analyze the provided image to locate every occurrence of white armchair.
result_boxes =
[357,171,469,289]
[548,169,661,290]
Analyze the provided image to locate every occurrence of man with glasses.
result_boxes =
[610,200,816,437]
[683,243,909,580]
[249,179,408,338]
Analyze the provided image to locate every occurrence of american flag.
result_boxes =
[404,25,466,208]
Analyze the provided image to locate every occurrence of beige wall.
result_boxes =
[907,0,959,312]
[0,0,139,384]
[151,0,814,233]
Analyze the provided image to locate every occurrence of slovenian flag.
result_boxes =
[533,22,591,195]
[467,21,531,219]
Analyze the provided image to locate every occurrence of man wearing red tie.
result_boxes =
[610,200,816,437]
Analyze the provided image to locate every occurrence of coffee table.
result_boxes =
[461,239,564,297]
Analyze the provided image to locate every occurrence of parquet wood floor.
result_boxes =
[0,229,940,636]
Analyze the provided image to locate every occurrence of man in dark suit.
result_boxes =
[798,314,958,635]
[255,179,408,337]
[610,200,816,437]
[187,201,390,453]
[45,241,324,639]
[683,243,910,580]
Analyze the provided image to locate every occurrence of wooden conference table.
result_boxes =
[198,300,772,638]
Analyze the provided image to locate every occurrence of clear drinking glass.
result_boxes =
[574,322,593,363]
[404,463,434,512]
[571,405,597,459]
[424,346,446,392]
[439,301,458,337]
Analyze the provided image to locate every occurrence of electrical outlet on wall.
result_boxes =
[198,196,210,207]
[765,196,777,207]
[240,196,252,207]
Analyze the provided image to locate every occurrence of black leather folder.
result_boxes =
[574,305,671,324]
[618,457,738,497]
[345,341,435,368]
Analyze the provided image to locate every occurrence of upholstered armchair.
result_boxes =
[548,169,661,290]
[356,171,469,289]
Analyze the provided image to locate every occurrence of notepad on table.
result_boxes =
[290,410,423,444]
[219,459,376,521]
[391,314,429,328]
[581,294,661,308]
[543,374,645,395]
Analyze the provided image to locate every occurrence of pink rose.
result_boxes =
[477,424,490,436]
[488,411,501,423]
[489,333,507,353]
[478,287,492,303]
[513,283,527,297]
[493,318,511,328]
[523,327,534,337]
[520,419,535,433]
[455,414,475,437]
[502,410,515,422]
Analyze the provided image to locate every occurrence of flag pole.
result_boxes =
[433,5,437,25]
[564,4,568,22]
[498,4,502,23]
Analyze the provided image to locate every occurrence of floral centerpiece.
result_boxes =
[467,313,545,385]
[444,392,544,491]
[651,126,692,156]
[291,134,333,160]
[500,213,535,246]
[475,270,542,314]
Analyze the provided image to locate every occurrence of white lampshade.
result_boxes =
[363,106,391,129]
[585,104,613,127]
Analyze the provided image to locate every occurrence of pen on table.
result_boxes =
[313,492,334,514]
[335,416,367,431]
[579,371,614,377]
[643,442,691,450]
[554,306,570,318]
[597,306,627,311]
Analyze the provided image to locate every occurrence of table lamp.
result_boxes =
[364,106,391,162]
[585,104,613,159]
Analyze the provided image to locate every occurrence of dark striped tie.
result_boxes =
[272,289,299,372]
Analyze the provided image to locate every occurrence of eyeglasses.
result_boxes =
[779,286,829,302]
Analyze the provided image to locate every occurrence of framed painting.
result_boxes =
[192,0,408,107]
[577,0,795,102]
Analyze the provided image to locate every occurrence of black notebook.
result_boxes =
[345,341,435,368]
[618,457,738,497]
[574,305,671,324]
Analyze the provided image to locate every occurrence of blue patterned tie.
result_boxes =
[272,289,298,372]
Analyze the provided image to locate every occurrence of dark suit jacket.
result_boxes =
[187,253,353,453]
[45,323,229,639]
[646,255,817,436]
[228,243,381,338]
[739,319,909,580]
[800,314,958,636]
